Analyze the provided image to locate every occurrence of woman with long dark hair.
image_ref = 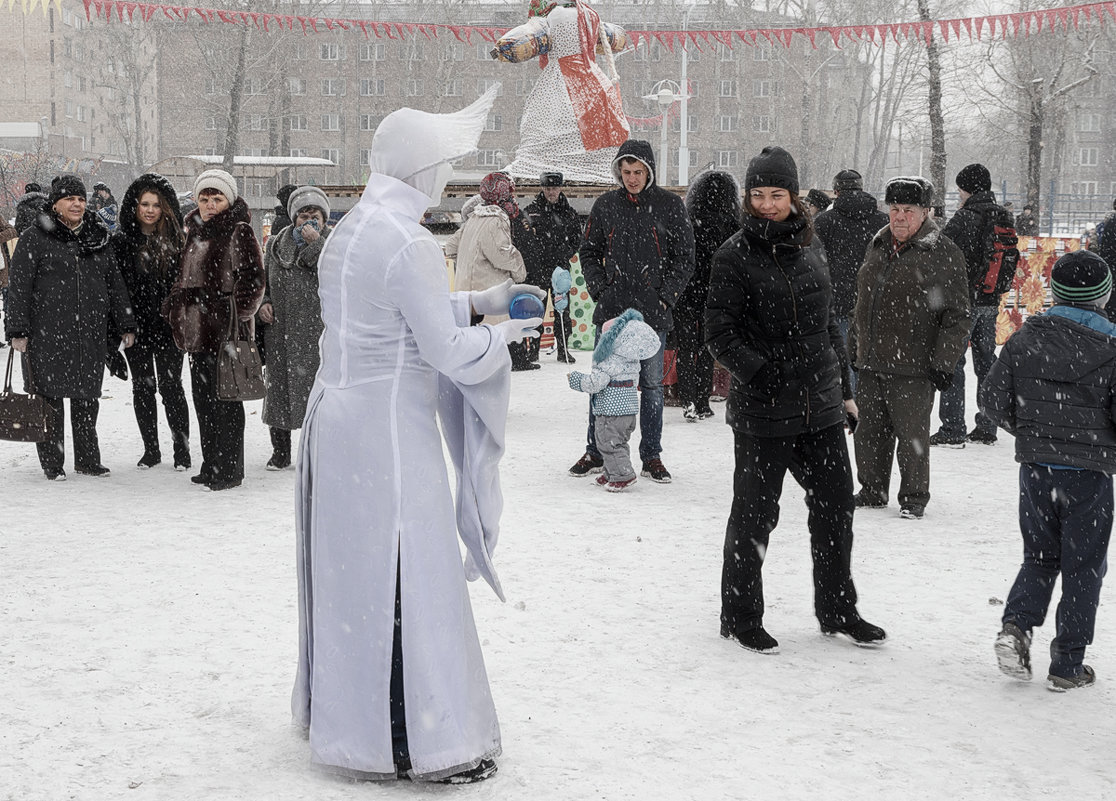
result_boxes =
[678,171,740,421]
[705,146,884,654]
[114,173,191,470]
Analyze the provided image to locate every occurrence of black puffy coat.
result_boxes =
[112,173,184,346]
[680,171,740,319]
[705,213,849,437]
[981,307,1116,473]
[14,191,48,235]
[1094,211,1116,320]
[522,191,582,288]
[579,140,695,330]
[5,209,135,398]
[941,189,1011,308]
[812,190,888,316]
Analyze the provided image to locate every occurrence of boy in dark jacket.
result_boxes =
[568,140,694,483]
[981,250,1116,691]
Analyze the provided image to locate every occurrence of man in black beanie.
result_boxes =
[981,249,1116,691]
[813,167,889,383]
[932,162,1019,448]
[523,171,582,364]
[848,176,971,519]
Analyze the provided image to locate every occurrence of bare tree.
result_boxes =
[89,19,158,176]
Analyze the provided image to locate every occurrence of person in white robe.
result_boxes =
[291,86,544,784]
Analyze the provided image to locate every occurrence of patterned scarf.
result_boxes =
[480,172,519,219]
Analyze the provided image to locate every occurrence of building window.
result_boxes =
[249,115,266,131]
[205,77,219,95]
[360,78,385,97]
[204,147,217,156]
[289,115,307,131]
[405,79,424,97]
[477,79,503,96]
[1078,113,1101,133]
[443,80,462,97]
[292,43,306,60]
[516,79,535,96]
[717,115,737,133]
[287,78,304,96]
[719,80,737,98]
[442,42,464,61]
[322,148,340,164]
[290,148,308,157]
[753,79,774,98]
[671,115,698,134]
[245,77,265,96]
[359,114,381,131]
[320,43,341,60]
[76,105,85,122]
[244,147,266,157]
[321,114,341,132]
[1072,180,1099,194]
[632,41,647,62]
[205,116,218,130]
[688,45,700,62]
[717,150,738,168]
[360,148,373,166]
[1079,147,1099,167]
[63,70,73,88]
[321,78,344,96]
[669,150,700,168]
[400,42,425,61]
[753,115,774,133]
[754,44,772,61]
[476,149,502,167]
[65,100,74,118]
[360,43,386,61]
[485,114,503,132]
[718,44,734,61]
[476,42,493,60]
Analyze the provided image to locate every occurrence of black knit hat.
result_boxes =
[885,176,933,207]
[956,163,991,194]
[806,189,832,211]
[833,169,863,192]
[24,182,42,194]
[745,146,799,195]
[48,174,87,207]
[540,172,564,187]
[1051,250,1113,304]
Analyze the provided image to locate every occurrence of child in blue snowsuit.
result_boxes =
[568,309,661,491]
[981,250,1116,691]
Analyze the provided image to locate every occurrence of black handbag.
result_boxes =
[216,297,266,402]
[0,349,54,443]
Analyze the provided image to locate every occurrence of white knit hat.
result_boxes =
[193,169,238,203]
[287,185,330,221]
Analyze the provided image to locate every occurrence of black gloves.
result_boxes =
[106,349,128,381]
[928,369,954,391]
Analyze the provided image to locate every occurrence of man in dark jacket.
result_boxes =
[14,182,48,234]
[981,250,1116,691]
[932,163,1015,447]
[6,174,136,480]
[1094,199,1116,320]
[1015,203,1039,236]
[522,171,582,364]
[812,168,889,364]
[849,176,971,520]
[569,139,695,483]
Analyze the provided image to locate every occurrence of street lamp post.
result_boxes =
[642,79,689,187]
[679,0,696,186]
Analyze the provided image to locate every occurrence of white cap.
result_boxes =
[193,169,238,203]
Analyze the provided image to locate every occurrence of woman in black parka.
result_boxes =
[113,173,191,470]
[705,147,884,655]
[6,174,135,480]
[679,170,740,421]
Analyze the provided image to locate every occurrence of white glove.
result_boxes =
[494,317,543,344]
[471,279,547,317]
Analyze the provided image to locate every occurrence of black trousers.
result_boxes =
[124,334,190,460]
[674,302,714,408]
[721,424,859,633]
[37,396,100,472]
[270,427,291,460]
[390,565,410,770]
[189,351,245,483]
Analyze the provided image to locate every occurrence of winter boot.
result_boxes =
[720,623,779,655]
[994,622,1032,680]
[821,619,887,646]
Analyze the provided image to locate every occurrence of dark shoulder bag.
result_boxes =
[217,297,266,402]
[0,349,54,442]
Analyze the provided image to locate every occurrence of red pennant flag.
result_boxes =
[125,2,137,20]
[1106,2,1116,23]
[802,28,818,48]
[938,20,951,41]
[1071,6,1081,29]
[975,16,986,38]
[920,21,933,44]
[887,23,901,42]
[420,24,435,40]
[142,4,155,21]
[828,27,842,47]
[81,0,93,18]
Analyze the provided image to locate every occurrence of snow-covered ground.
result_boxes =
[3,353,1115,800]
